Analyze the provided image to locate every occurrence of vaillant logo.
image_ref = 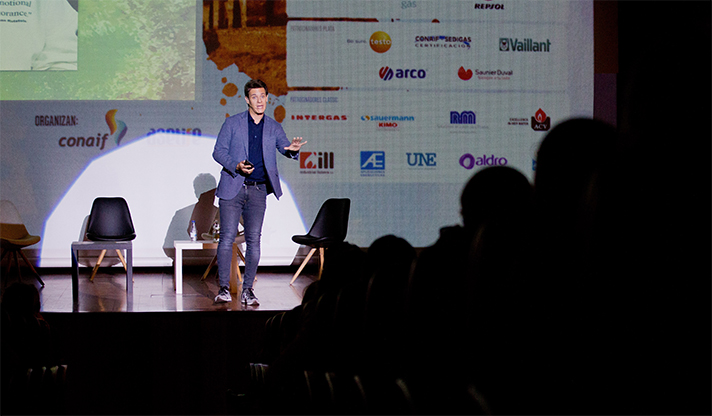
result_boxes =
[450,111,476,124]
[499,37,551,52]
[379,66,427,80]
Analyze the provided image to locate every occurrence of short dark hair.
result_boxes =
[244,79,268,97]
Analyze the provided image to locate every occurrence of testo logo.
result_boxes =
[370,31,392,53]
[379,67,426,81]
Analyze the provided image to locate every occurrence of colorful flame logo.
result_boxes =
[105,109,127,146]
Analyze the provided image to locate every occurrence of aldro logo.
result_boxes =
[379,67,426,81]
[300,151,334,174]
[370,31,392,53]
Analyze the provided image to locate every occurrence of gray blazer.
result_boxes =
[212,111,297,200]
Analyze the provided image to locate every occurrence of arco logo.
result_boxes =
[370,31,392,53]
[379,67,426,81]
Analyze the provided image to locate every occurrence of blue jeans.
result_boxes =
[218,183,267,290]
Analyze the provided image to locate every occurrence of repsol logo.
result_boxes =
[475,3,504,9]
[379,66,426,81]
[459,153,508,169]
[59,133,110,150]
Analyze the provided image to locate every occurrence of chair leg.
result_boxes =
[90,250,107,282]
[317,247,325,280]
[114,249,133,282]
[202,255,217,281]
[290,247,317,285]
[19,250,44,286]
[233,244,244,284]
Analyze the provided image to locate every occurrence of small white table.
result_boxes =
[173,240,243,295]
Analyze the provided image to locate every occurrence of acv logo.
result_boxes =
[379,66,426,81]
[370,31,392,53]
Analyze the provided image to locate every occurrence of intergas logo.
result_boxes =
[379,66,426,81]
[370,31,392,53]
[499,38,551,52]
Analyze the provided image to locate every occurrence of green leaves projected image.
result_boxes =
[0,0,196,100]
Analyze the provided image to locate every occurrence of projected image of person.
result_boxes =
[212,79,307,305]
[0,0,78,71]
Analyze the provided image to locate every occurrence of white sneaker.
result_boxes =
[214,287,232,303]
[241,288,259,306]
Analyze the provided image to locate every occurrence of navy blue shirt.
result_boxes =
[247,114,267,183]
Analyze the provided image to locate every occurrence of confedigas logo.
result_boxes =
[500,38,551,52]
[531,108,551,131]
[370,31,392,53]
[450,111,476,125]
[300,151,334,172]
[415,35,471,49]
[290,114,347,121]
[460,153,508,169]
[379,66,426,80]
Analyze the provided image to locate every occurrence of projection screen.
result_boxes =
[0,0,593,267]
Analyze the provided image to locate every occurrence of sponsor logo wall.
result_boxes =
[0,0,593,263]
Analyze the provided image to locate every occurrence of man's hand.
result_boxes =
[284,137,307,152]
[237,160,254,175]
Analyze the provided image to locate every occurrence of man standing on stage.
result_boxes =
[212,79,306,305]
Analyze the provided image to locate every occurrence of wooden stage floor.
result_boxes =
[7,265,316,313]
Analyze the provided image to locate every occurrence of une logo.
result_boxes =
[458,66,473,80]
[370,31,392,53]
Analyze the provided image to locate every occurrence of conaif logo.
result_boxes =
[370,31,392,53]
[105,109,128,146]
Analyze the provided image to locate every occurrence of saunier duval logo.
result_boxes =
[531,108,551,131]
[379,67,427,80]
[414,35,471,49]
[500,38,551,52]
[300,151,334,174]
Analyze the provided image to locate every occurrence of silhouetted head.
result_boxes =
[368,234,416,274]
[460,166,533,230]
[534,118,617,215]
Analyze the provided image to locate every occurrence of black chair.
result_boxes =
[71,198,135,310]
[289,198,350,284]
